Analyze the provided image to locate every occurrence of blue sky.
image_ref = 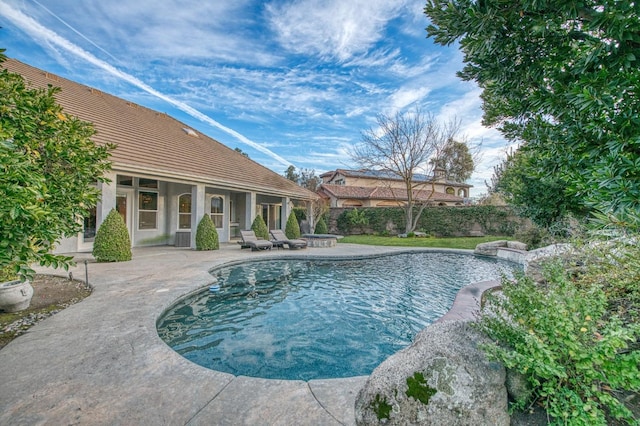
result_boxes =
[0,0,514,197]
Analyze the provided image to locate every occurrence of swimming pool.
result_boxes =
[157,251,519,381]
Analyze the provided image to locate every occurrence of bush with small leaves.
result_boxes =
[93,209,132,262]
[314,217,328,234]
[478,261,640,425]
[195,215,219,250]
[285,213,301,239]
[251,215,269,240]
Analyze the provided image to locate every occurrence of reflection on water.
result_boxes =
[157,252,520,380]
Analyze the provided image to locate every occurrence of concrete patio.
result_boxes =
[1,243,452,425]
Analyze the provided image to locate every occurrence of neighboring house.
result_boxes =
[4,59,317,252]
[318,168,471,207]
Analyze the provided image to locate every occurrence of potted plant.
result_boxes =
[0,49,113,311]
[0,265,34,313]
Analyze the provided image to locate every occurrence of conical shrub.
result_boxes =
[314,217,328,234]
[285,212,301,239]
[93,208,132,262]
[196,215,219,250]
[251,215,269,240]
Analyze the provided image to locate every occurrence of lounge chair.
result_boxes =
[269,229,308,250]
[238,230,273,251]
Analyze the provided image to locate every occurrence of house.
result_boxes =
[318,168,471,207]
[4,58,317,252]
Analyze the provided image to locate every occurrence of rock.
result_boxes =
[523,243,572,283]
[355,321,509,426]
[506,241,528,251]
[474,240,508,256]
[505,369,533,405]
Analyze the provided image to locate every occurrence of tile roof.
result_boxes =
[3,58,316,200]
[321,168,472,187]
[319,184,465,203]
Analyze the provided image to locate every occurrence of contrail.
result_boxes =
[0,2,294,168]
[30,0,120,63]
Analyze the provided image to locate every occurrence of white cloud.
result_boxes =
[265,0,407,62]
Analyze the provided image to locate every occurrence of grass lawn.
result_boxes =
[339,235,512,250]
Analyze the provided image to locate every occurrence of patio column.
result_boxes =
[190,184,206,248]
[280,197,290,230]
[244,192,256,229]
[98,171,117,225]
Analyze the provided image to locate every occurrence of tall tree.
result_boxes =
[431,139,475,182]
[425,0,640,229]
[0,50,114,280]
[351,109,458,233]
[284,165,320,192]
[284,165,299,183]
[298,168,320,192]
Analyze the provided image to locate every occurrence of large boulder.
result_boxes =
[474,240,507,256]
[355,321,509,426]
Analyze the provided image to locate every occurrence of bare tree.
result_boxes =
[351,109,460,233]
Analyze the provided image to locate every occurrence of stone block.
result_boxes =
[474,240,508,256]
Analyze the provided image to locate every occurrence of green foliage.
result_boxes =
[284,212,301,239]
[513,225,556,250]
[425,0,640,231]
[491,148,589,228]
[92,209,132,262]
[292,206,307,222]
[337,206,521,237]
[478,262,640,425]
[0,51,114,280]
[251,215,269,240]
[314,217,328,234]
[195,215,219,250]
[0,266,18,282]
[371,394,392,420]
[406,372,437,405]
[431,139,474,182]
[337,208,370,234]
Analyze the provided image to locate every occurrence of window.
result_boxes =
[210,196,224,228]
[139,178,158,189]
[83,206,97,241]
[178,194,191,229]
[117,175,133,186]
[139,191,158,229]
[445,187,455,195]
[458,189,466,198]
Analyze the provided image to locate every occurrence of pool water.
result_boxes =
[157,252,519,381]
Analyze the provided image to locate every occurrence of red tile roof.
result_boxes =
[3,58,316,200]
[319,184,464,203]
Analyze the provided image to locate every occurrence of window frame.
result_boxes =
[138,190,158,230]
[210,195,224,229]
[177,193,192,230]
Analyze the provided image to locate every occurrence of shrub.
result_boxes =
[285,212,301,239]
[314,217,328,234]
[251,215,269,240]
[478,261,640,425]
[93,209,132,262]
[195,215,219,250]
[513,225,555,250]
